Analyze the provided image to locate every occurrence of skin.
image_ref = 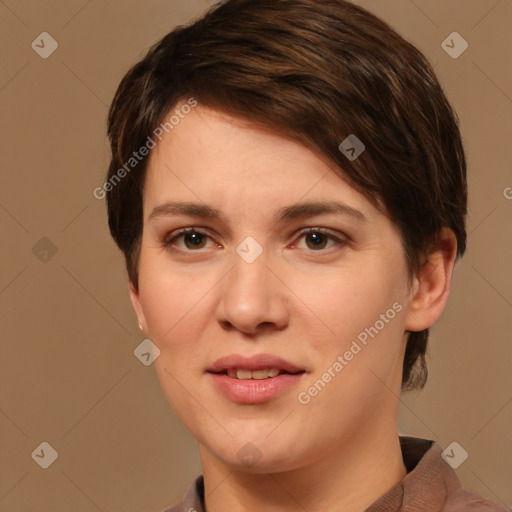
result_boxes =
[130,102,457,512]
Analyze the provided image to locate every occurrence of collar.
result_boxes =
[169,436,507,511]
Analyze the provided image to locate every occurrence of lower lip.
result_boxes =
[208,372,305,404]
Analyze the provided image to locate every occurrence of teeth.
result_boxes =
[226,368,281,379]
[237,369,253,380]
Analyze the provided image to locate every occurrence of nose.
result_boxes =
[215,248,289,336]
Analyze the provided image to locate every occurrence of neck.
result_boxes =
[200,421,407,512]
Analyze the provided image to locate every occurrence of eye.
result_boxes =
[163,228,216,251]
[293,227,347,251]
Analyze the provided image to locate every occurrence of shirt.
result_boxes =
[161,436,508,511]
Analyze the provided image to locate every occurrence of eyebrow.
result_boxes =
[148,200,367,225]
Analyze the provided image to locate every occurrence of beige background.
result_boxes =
[1,0,511,510]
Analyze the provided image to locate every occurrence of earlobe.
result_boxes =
[129,280,147,332]
[404,228,458,332]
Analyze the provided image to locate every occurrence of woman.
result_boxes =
[104,0,507,510]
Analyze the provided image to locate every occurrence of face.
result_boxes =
[131,103,416,473]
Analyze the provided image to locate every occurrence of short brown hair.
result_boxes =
[105,0,467,391]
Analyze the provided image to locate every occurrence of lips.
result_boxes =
[207,353,305,376]
[206,353,306,404]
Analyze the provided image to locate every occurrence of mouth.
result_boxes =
[206,353,306,377]
[206,353,306,404]
[212,368,305,380]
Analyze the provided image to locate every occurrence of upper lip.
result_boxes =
[207,353,305,374]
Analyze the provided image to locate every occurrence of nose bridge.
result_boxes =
[234,238,271,284]
[217,239,288,333]
[228,243,272,309]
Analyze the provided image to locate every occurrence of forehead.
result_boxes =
[143,105,382,224]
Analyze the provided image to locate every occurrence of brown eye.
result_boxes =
[182,231,207,249]
[304,231,329,250]
[295,228,347,252]
[164,228,213,251]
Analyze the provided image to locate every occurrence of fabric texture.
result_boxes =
[160,436,508,512]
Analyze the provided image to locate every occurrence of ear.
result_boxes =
[129,280,148,332]
[404,227,458,332]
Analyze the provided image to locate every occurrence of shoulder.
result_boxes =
[444,487,509,511]
[396,437,508,512]
[400,437,512,512]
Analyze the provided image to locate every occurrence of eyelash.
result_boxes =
[163,227,348,253]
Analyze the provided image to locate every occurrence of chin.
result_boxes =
[208,431,311,474]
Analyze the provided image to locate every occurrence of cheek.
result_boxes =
[290,258,408,403]
[138,255,200,335]
[293,261,405,341]
[137,264,209,414]
[137,259,216,371]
